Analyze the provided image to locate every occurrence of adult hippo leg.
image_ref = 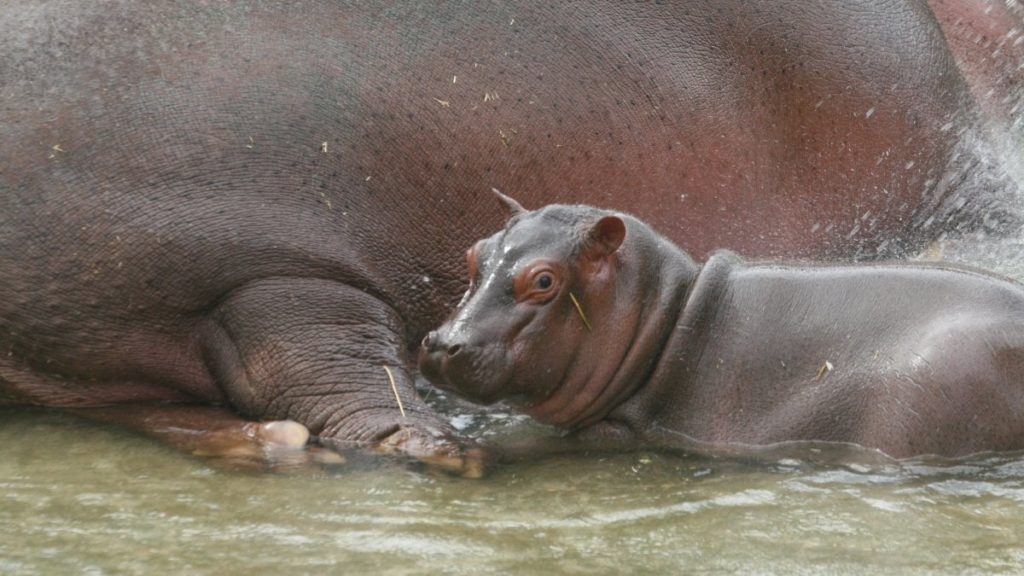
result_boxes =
[205,277,483,477]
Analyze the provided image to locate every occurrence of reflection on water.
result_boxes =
[4,399,1024,574]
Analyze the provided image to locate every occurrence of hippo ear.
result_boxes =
[491,188,528,217]
[582,216,626,262]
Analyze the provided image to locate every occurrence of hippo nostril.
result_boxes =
[420,330,464,358]
[422,331,438,350]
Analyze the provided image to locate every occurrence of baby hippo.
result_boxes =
[419,201,1024,459]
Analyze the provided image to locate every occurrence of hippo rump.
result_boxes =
[420,202,1024,459]
[0,1,1015,470]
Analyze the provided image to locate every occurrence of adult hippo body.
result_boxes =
[0,1,1011,467]
[420,203,1024,459]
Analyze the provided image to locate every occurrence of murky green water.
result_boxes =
[4,407,1024,575]
[3,240,1024,575]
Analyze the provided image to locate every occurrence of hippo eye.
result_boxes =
[515,264,561,304]
[516,262,565,303]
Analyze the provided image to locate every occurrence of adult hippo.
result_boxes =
[0,1,1013,470]
[420,202,1024,459]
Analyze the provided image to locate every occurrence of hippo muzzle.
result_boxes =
[418,325,516,405]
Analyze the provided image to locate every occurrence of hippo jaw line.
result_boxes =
[520,370,619,428]
[517,315,661,429]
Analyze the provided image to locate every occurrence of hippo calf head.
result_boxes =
[419,202,695,429]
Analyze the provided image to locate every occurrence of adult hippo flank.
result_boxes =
[0,1,1015,470]
[420,202,1024,459]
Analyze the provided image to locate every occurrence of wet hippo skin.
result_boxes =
[421,203,1024,459]
[0,1,1017,470]
[927,0,1024,129]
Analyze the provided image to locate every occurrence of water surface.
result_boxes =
[5,386,1024,574]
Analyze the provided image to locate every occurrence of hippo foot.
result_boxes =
[372,426,487,478]
[193,419,346,471]
[245,420,310,448]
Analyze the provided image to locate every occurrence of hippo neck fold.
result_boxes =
[604,250,740,434]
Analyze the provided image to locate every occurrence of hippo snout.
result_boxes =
[418,327,511,405]
[418,329,465,393]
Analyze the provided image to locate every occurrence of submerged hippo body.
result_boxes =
[420,204,1024,459]
[0,1,1016,467]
